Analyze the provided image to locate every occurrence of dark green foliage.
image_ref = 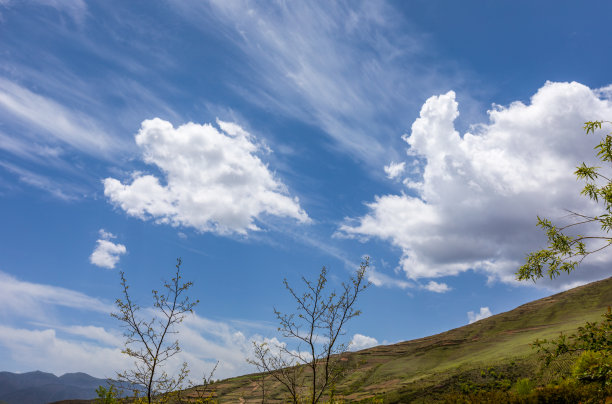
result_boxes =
[355,361,537,403]
[440,382,608,404]
[573,350,612,386]
[95,385,120,404]
[529,307,612,403]
[442,363,527,396]
[532,307,611,368]
[513,378,534,396]
[518,121,612,281]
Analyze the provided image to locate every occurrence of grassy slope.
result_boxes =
[194,277,612,403]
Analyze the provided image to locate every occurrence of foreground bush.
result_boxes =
[441,380,610,404]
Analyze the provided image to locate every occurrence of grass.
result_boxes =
[181,276,612,403]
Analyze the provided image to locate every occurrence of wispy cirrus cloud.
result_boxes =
[0,269,377,378]
[0,161,87,200]
[169,0,456,167]
[0,325,129,377]
[0,3,182,197]
[0,270,264,379]
[0,78,119,157]
[0,131,63,162]
[0,0,88,24]
[366,266,413,290]
[0,270,113,320]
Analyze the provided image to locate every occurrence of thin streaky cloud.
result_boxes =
[0,270,114,319]
[0,272,271,379]
[169,0,453,168]
[0,131,63,161]
[0,78,120,157]
[0,325,128,378]
[25,0,89,25]
[0,161,86,201]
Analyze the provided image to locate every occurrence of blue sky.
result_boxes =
[1,0,611,380]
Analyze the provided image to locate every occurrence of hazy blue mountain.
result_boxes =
[0,371,138,404]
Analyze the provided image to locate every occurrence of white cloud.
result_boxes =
[1,269,369,381]
[104,118,309,235]
[170,1,449,167]
[0,161,85,201]
[0,131,63,161]
[467,307,492,324]
[98,229,116,239]
[56,325,124,347]
[0,270,112,320]
[0,0,89,24]
[0,78,118,156]
[384,161,406,179]
[245,335,315,369]
[0,317,249,380]
[0,271,269,380]
[0,325,129,378]
[366,267,413,289]
[89,229,126,269]
[339,81,612,289]
[349,333,378,351]
[176,313,260,378]
[40,0,88,24]
[422,281,451,293]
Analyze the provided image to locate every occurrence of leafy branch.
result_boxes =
[517,121,612,281]
[532,307,611,387]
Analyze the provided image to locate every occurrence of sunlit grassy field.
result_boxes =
[188,277,611,403]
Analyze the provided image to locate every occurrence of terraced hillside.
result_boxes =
[190,276,611,403]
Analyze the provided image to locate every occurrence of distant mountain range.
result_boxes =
[0,370,134,404]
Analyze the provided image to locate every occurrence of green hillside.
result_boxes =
[195,276,611,403]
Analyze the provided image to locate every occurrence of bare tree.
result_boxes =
[187,361,218,403]
[112,258,198,404]
[248,340,304,403]
[247,342,269,403]
[248,258,369,403]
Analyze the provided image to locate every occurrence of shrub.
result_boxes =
[512,378,533,396]
[95,385,120,404]
[572,350,612,386]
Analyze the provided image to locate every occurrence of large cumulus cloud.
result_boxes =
[340,82,612,289]
[104,119,309,235]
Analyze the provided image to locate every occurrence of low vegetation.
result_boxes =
[168,276,611,403]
